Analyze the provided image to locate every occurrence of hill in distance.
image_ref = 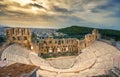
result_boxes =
[57,26,120,41]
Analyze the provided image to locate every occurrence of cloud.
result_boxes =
[50,5,73,14]
[0,0,120,29]
[29,3,45,9]
[0,4,7,8]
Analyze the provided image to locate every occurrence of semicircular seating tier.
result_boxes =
[1,41,120,76]
[1,44,31,64]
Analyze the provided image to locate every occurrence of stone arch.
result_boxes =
[18,36,21,40]
[24,36,27,40]
[58,40,61,45]
[12,37,16,40]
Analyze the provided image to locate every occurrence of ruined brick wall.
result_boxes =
[85,29,100,47]
[92,29,100,40]
[6,28,100,54]
[38,29,100,54]
[6,28,32,48]
[39,38,79,54]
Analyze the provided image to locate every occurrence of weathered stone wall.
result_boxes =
[6,28,100,54]
[6,28,32,48]
[39,38,79,54]
[6,28,40,53]
[85,29,100,47]
[39,29,100,54]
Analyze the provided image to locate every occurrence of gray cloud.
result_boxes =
[29,3,45,9]
[0,4,24,16]
[0,4,7,8]
[51,5,73,14]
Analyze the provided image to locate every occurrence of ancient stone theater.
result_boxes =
[3,27,120,77]
[6,28,100,54]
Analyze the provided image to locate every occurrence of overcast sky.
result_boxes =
[0,0,120,29]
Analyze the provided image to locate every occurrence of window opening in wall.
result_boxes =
[18,37,20,40]
[24,36,27,40]
[12,37,16,40]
